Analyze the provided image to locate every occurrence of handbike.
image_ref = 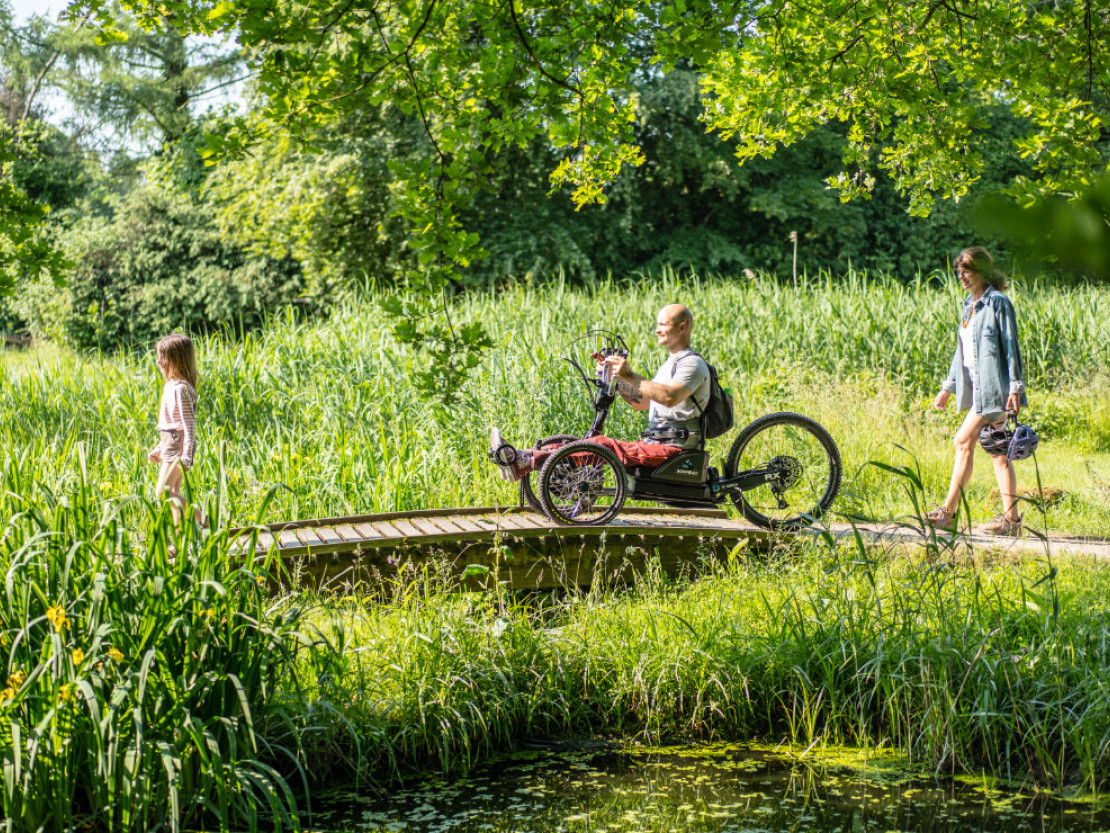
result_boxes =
[497,330,842,530]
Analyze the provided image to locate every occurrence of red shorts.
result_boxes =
[533,435,683,469]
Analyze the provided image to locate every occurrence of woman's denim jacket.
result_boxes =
[941,286,1027,415]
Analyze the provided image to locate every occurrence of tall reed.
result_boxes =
[2,269,1109,531]
[0,449,319,832]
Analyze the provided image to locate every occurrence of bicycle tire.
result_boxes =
[725,411,841,530]
[538,440,627,526]
[520,434,579,513]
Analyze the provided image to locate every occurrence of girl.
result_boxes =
[148,333,201,526]
[926,247,1027,536]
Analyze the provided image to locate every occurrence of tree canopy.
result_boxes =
[702,0,1110,215]
[6,0,1110,394]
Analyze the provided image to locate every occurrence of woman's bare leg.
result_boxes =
[942,410,994,515]
[991,452,1020,520]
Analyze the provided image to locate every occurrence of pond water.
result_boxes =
[307,742,1110,833]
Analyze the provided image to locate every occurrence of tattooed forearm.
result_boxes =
[617,380,643,403]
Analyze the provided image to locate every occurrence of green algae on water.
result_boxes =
[307,742,1110,832]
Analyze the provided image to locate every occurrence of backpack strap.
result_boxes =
[669,349,706,415]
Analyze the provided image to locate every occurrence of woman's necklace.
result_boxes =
[962,292,985,328]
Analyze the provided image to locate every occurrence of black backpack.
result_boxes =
[671,350,735,440]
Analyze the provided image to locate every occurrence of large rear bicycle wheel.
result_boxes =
[520,434,579,513]
[538,440,627,526]
[725,412,841,530]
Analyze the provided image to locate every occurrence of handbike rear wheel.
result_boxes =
[538,440,627,526]
[725,412,841,530]
[520,434,579,513]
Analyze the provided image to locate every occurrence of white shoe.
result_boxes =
[489,428,511,480]
[489,427,532,481]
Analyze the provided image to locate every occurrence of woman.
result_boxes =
[926,247,1027,536]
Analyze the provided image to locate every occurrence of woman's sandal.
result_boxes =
[923,505,956,531]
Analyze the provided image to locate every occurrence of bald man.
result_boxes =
[490,304,711,479]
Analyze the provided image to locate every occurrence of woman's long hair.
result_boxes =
[955,247,1009,292]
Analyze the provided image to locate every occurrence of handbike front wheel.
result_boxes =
[520,434,580,513]
[538,440,627,526]
[725,412,841,530]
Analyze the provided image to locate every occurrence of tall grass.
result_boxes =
[0,451,320,832]
[2,269,1110,533]
[303,526,1110,795]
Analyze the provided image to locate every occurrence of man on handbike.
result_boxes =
[489,304,711,480]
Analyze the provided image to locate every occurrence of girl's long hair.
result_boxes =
[955,246,1009,292]
[156,333,198,389]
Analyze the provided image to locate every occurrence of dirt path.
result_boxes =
[825,521,1110,559]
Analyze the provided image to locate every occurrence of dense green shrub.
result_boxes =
[31,183,306,349]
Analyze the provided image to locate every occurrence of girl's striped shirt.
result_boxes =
[157,378,198,467]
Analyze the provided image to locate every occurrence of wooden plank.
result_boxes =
[495,514,535,531]
[334,524,361,542]
[316,527,345,546]
[372,521,407,539]
[277,529,303,550]
[297,528,325,548]
[446,516,489,534]
[506,513,551,531]
[390,519,424,538]
[353,522,386,540]
[425,516,466,534]
[409,518,449,537]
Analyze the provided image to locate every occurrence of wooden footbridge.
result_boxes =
[232,503,1110,592]
[234,505,775,591]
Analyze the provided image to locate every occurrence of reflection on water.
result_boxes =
[308,742,1110,832]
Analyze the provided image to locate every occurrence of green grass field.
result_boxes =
[5,271,1110,830]
[3,271,1109,535]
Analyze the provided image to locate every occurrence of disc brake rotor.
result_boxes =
[767,455,802,492]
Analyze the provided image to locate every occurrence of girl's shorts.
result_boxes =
[158,429,184,464]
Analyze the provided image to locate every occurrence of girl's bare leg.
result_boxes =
[991,452,1020,521]
[157,461,185,524]
[156,462,201,525]
[942,410,994,515]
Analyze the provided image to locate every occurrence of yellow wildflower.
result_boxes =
[46,605,69,633]
[255,574,266,586]
[8,670,25,687]
[107,646,124,663]
[58,683,74,703]
[71,648,85,665]
[0,687,14,705]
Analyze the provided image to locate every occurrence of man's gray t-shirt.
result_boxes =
[649,350,710,448]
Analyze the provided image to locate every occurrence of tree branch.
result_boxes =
[506,0,583,100]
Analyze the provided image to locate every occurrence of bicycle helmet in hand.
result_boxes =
[1007,421,1040,461]
[979,415,1040,460]
[978,422,1013,457]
